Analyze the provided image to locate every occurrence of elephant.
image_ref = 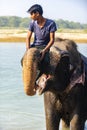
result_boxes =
[22,38,87,130]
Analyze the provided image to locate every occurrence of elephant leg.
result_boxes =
[46,113,60,130]
[61,119,70,130]
[44,93,60,130]
[70,114,85,130]
[45,109,60,130]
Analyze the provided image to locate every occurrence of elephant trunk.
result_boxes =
[22,48,39,96]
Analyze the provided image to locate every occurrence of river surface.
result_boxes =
[0,42,87,130]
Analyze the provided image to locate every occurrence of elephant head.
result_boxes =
[22,38,82,96]
[22,46,61,96]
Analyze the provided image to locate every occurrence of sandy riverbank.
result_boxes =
[0,29,87,43]
[55,33,87,43]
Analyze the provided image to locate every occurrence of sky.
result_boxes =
[0,0,87,23]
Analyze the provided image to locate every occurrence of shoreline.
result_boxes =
[0,29,87,43]
[0,35,87,43]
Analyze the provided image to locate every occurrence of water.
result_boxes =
[0,42,87,130]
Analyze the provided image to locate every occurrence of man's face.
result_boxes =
[30,12,39,21]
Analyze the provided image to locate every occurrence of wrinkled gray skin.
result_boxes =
[22,38,87,130]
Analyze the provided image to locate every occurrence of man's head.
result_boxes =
[27,4,43,16]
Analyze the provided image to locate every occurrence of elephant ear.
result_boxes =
[55,51,70,86]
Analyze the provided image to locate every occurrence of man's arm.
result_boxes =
[26,30,32,50]
[40,32,55,60]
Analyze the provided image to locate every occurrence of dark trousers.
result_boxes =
[30,45,50,73]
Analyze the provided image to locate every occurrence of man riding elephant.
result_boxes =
[26,4,57,61]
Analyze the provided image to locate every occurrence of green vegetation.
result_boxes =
[0,16,87,29]
[0,16,30,28]
[55,19,87,29]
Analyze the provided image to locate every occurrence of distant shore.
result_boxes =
[0,28,87,43]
